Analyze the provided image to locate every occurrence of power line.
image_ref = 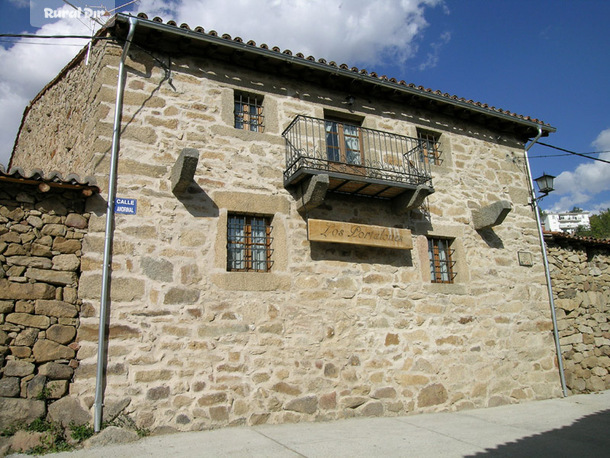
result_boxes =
[1,32,171,77]
[530,150,609,159]
[0,40,87,47]
[1,33,607,168]
[530,153,576,158]
[0,34,110,39]
[536,142,610,165]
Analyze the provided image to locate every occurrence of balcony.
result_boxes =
[282,116,434,209]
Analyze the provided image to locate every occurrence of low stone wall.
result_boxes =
[546,234,610,393]
[0,181,90,428]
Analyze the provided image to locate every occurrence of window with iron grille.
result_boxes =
[227,214,272,272]
[234,92,264,132]
[428,237,456,283]
[417,129,442,166]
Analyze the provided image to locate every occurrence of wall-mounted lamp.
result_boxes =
[346,95,355,106]
[534,172,555,199]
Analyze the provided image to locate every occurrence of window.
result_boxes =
[428,237,455,283]
[325,119,363,166]
[234,93,264,132]
[227,214,272,272]
[417,129,441,166]
[324,117,366,176]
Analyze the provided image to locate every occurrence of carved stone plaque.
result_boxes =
[308,219,413,250]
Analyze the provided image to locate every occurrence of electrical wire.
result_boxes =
[1,33,607,168]
[0,32,171,76]
[0,40,87,47]
[533,142,610,164]
[530,151,609,159]
[0,34,111,39]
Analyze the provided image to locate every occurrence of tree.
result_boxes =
[576,208,610,239]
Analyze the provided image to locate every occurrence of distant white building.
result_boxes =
[543,211,591,233]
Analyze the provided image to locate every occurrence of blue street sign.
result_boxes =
[115,198,137,215]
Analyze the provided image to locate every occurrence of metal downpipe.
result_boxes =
[523,126,568,397]
[93,16,137,432]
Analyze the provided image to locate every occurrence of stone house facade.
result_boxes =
[545,232,610,393]
[0,166,97,428]
[8,13,564,431]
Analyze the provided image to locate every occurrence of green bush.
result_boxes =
[70,423,95,442]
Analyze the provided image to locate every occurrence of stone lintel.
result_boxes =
[392,185,434,215]
[297,174,329,213]
[472,200,512,230]
[171,148,199,195]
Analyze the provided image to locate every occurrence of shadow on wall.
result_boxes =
[476,228,505,249]
[467,408,610,457]
[311,241,413,267]
[177,182,219,218]
[85,182,219,219]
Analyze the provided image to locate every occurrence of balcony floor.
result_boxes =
[286,167,430,200]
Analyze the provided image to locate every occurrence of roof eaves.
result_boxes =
[0,164,100,196]
[114,12,556,135]
[544,231,610,247]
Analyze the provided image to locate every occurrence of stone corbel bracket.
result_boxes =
[171,148,199,195]
[472,200,512,230]
[297,174,329,213]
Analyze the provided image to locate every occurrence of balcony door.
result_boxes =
[325,119,365,175]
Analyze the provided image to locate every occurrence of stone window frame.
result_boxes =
[226,213,273,272]
[411,125,453,174]
[427,236,456,283]
[212,191,290,291]
[220,87,279,138]
[416,225,468,293]
[234,91,264,133]
[417,128,443,166]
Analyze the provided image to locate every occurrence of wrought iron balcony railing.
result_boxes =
[282,116,434,198]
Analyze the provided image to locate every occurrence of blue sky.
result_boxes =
[1,0,608,213]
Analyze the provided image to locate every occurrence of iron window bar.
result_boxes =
[234,93,264,132]
[417,130,443,166]
[227,215,273,272]
[428,238,456,284]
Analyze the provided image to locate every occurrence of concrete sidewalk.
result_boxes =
[52,390,610,457]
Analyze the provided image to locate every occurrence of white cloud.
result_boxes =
[592,127,610,151]
[418,30,451,70]
[0,10,104,166]
[1,0,443,167]
[550,127,610,211]
[129,0,442,66]
[8,0,29,7]
[590,201,610,214]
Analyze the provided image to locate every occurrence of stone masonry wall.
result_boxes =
[11,39,563,433]
[0,182,89,428]
[546,237,610,393]
[11,40,121,183]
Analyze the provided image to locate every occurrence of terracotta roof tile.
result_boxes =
[544,231,610,247]
[39,12,552,133]
[0,164,99,195]
[127,11,552,128]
